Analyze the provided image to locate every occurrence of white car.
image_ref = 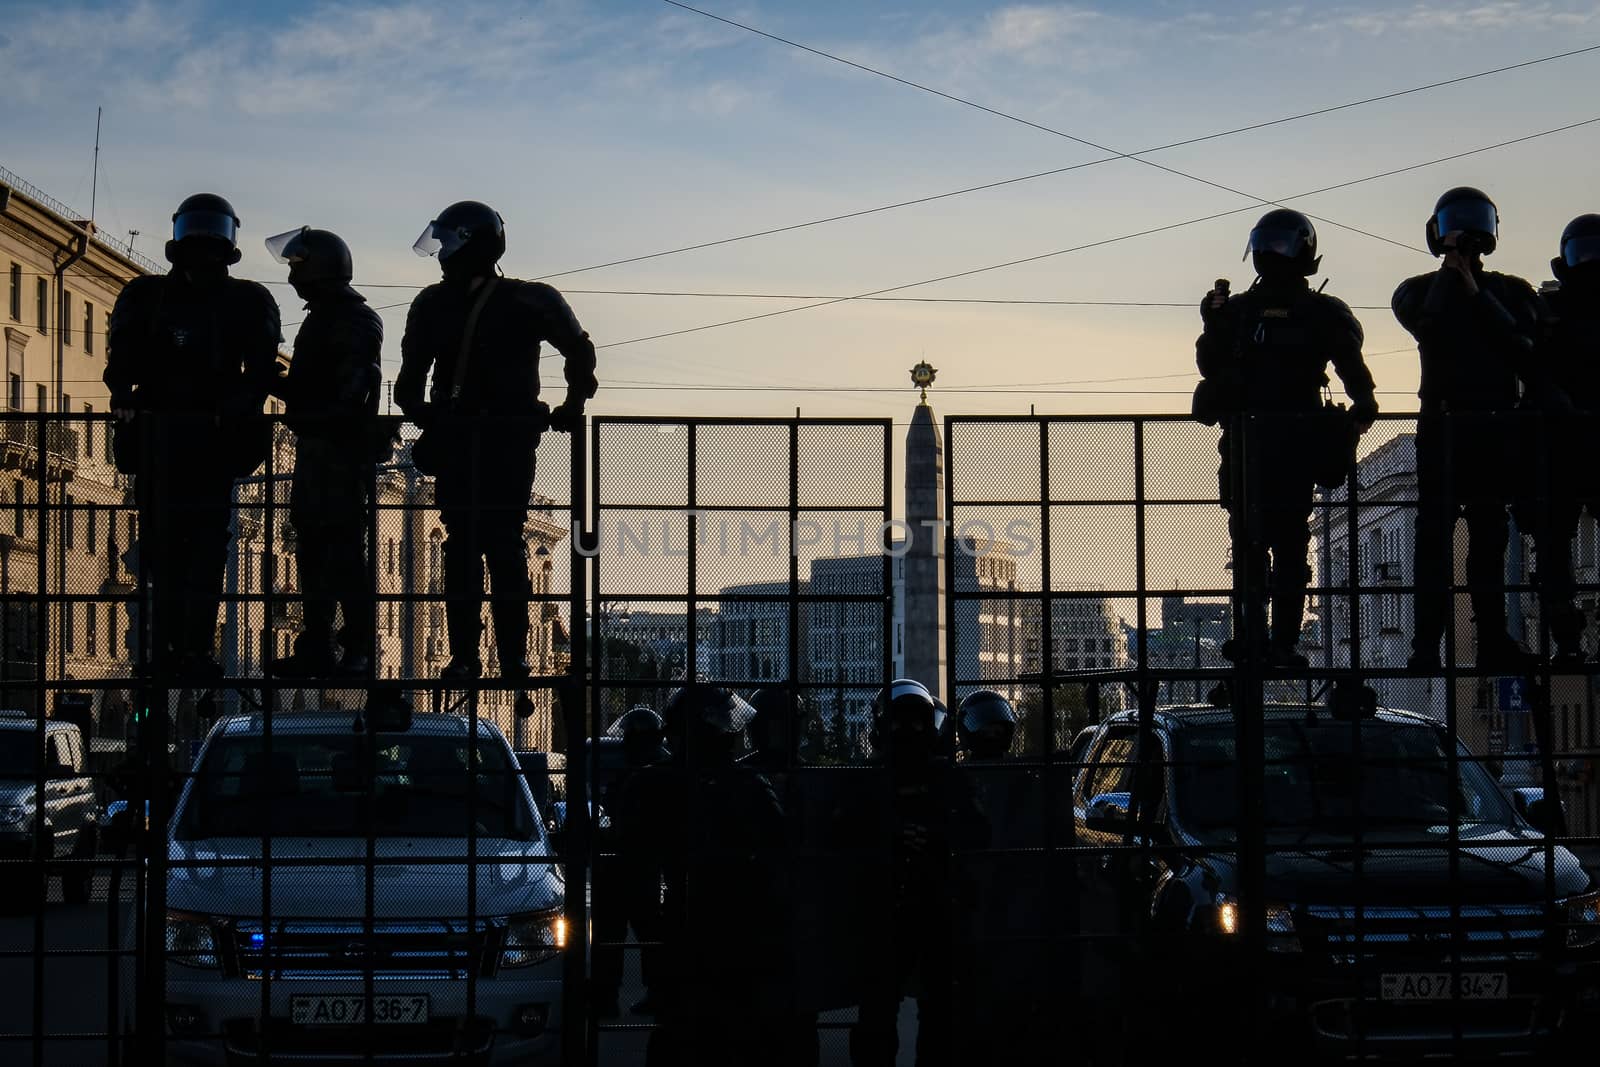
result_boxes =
[141,711,566,1065]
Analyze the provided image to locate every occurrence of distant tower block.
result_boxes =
[903,362,947,699]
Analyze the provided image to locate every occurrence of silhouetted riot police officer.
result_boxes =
[953,690,1055,1064]
[106,193,281,677]
[398,201,597,684]
[1197,209,1377,667]
[746,686,824,1066]
[615,685,785,1066]
[1394,187,1542,671]
[592,705,667,1017]
[851,679,987,1067]
[956,689,1016,761]
[263,226,383,677]
[1527,214,1600,665]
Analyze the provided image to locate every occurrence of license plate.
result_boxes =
[290,994,429,1025]
[1379,972,1507,1001]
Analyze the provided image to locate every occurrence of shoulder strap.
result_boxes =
[448,276,500,402]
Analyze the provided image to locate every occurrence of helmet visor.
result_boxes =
[264,227,309,265]
[1563,234,1600,268]
[413,219,471,260]
[173,210,238,246]
[1244,225,1308,260]
[1435,199,1498,240]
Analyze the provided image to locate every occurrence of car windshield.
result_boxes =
[176,733,541,841]
[1174,718,1519,840]
[0,731,39,778]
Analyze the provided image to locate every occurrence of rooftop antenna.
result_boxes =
[89,106,102,227]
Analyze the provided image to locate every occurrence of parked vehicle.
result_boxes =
[138,711,566,1065]
[0,710,98,905]
[1073,701,1600,1060]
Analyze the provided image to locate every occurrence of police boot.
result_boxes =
[272,636,341,678]
[1476,632,1537,674]
[1266,641,1310,670]
[441,655,482,683]
[442,598,484,683]
[1549,604,1588,669]
[1268,591,1310,669]
[335,649,374,679]
[492,608,533,719]
[179,650,225,681]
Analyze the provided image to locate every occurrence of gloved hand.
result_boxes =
[1200,282,1231,330]
[1351,397,1379,434]
[547,401,585,434]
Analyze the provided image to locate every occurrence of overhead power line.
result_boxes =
[593,116,1600,350]
[537,39,1600,280]
[661,1,1501,256]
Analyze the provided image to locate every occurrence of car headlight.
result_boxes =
[499,909,567,969]
[1566,892,1600,950]
[165,911,221,969]
[1215,894,1299,952]
[0,806,27,827]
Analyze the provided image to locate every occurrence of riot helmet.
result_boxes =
[870,678,946,762]
[412,200,505,279]
[1244,208,1320,277]
[608,705,667,767]
[748,686,802,767]
[957,689,1017,760]
[266,226,353,298]
[662,684,751,766]
[1426,187,1498,257]
[167,192,241,267]
[1553,213,1600,284]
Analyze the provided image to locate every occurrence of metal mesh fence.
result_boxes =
[946,412,1600,1065]
[0,411,583,1066]
[2,409,1598,1065]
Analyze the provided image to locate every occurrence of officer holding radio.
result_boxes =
[1393,187,1542,672]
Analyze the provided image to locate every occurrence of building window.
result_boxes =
[36,385,45,413]
[63,601,74,653]
[12,483,23,538]
[64,494,74,550]
[61,292,71,347]
[83,404,93,463]
[387,538,396,577]
[7,264,18,321]
[86,598,96,657]
[86,501,96,555]
[104,403,114,463]
[36,279,47,334]
[82,301,93,354]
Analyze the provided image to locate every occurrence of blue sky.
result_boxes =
[4,0,1599,422]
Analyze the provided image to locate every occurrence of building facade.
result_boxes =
[1,165,152,730]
